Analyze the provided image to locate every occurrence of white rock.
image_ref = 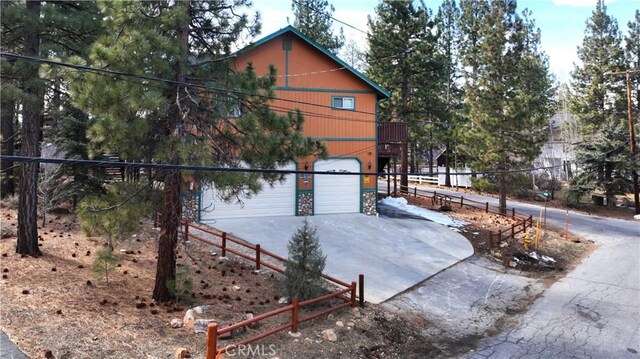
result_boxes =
[170,318,183,328]
[233,285,241,291]
[634,214,640,221]
[304,338,313,345]
[321,329,337,342]
[335,321,344,327]
[183,309,195,329]
[193,305,214,314]
[278,297,289,304]
[193,319,216,334]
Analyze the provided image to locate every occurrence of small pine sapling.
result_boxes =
[166,265,194,302]
[283,219,327,301]
[92,247,119,283]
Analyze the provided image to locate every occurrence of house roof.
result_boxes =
[235,25,390,100]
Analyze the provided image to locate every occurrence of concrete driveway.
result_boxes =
[201,207,473,304]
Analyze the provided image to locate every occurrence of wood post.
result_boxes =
[460,196,464,208]
[488,232,494,249]
[291,298,299,333]
[497,230,502,242]
[512,208,515,220]
[255,244,261,270]
[221,232,227,257]
[183,221,189,242]
[485,202,489,213]
[358,274,364,308]
[206,323,218,359]
[522,219,526,232]
[414,187,417,197]
[350,281,357,307]
[511,224,515,239]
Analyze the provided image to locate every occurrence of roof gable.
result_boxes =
[235,25,390,99]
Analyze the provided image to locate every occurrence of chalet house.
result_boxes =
[198,26,389,222]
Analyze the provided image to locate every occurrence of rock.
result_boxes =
[243,312,259,329]
[335,321,344,327]
[183,309,195,329]
[347,321,355,327]
[278,297,289,304]
[321,329,337,342]
[170,318,183,328]
[233,285,241,291]
[351,307,361,317]
[175,348,190,359]
[509,261,517,268]
[499,241,508,248]
[304,337,313,345]
[327,313,335,320]
[193,305,214,314]
[193,319,216,334]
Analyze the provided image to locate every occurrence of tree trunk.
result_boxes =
[152,2,188,302]
[17,0,42,256]
[444,141,451,187]
[498,173,507,215]
[1,99,15,198]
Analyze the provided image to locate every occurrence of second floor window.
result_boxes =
[332,96,355,110]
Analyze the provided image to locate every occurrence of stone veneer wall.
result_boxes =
[297,192,313,216]
[182,193,199,222]
[362,191,377,216]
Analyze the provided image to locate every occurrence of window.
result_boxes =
[216,93,241,118]
[332,96,355,110]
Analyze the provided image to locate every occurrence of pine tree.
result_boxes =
[1,0,102,255]
[459,0,554,214]
[568,0,628,207]
[292,0,344,53]
[283,219,326,301]
[71,1,321,302]
[366,0,446,175]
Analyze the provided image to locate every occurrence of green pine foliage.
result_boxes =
[366,0,446,171]
[166,265,194,302]
[568,0,631,207]
[459,0,554,213]
[77,182,151,249]
[292,0,344,53]
[92,247,119,284]
[283,219,327,301]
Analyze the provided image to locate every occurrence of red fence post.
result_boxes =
[522,219,526,232]
[488,232,494,249]
[497,230,502,243]
[414,187,417,197]
[358,274,365,308]
[485,202,489,213]
[512,208,515,220]
[221,232,227,257]
[291,298,299,333]
[511,224,515,239]
[206,323,218,359]
[255,244,261,270]
[183,221,189,241]
[350,281,357,307]
[460,196,464,208]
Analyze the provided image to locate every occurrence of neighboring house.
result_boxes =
[198,26,389,222]
[532,112,577,181]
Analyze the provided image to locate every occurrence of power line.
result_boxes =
[0,52,382,117]
[1,155,565,177]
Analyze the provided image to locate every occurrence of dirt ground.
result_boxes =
[405,195,595,277]
[0,191,596,359]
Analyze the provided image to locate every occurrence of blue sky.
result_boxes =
[249,0,638,83]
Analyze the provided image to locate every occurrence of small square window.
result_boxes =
[332,96,355,110]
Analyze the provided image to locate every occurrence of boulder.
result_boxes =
[193,319,216,334]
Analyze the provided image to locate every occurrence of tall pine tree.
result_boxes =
[292,0,344,53]
[71,1,320,302]
[366,0,446,177]
[459,0,554,214]
[568,0,629,207]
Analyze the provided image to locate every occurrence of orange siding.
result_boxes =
[234,31,378,192]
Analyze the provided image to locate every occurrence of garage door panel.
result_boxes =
[314,159,360,214]
[200,164,295,220]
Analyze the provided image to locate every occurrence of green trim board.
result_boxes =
[235,25,390,99]
[274,87,377,94]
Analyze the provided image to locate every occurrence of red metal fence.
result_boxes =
[406,187,534,249]
[181,221,364,359]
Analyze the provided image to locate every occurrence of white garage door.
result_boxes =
[200,163,296,221]
[314,159,361,214]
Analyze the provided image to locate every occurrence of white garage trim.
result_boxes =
[200,163,296,221]
[314,158,361,214]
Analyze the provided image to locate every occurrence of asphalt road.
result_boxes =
[394,185,640,359]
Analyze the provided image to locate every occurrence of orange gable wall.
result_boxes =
[233,32,378,191]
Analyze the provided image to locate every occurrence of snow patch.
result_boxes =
[528,251,556,263]
[380,196,468,228]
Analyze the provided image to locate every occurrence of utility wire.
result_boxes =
[291,0,369,36]
[0,52,382,117]
[1,155,564,177]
